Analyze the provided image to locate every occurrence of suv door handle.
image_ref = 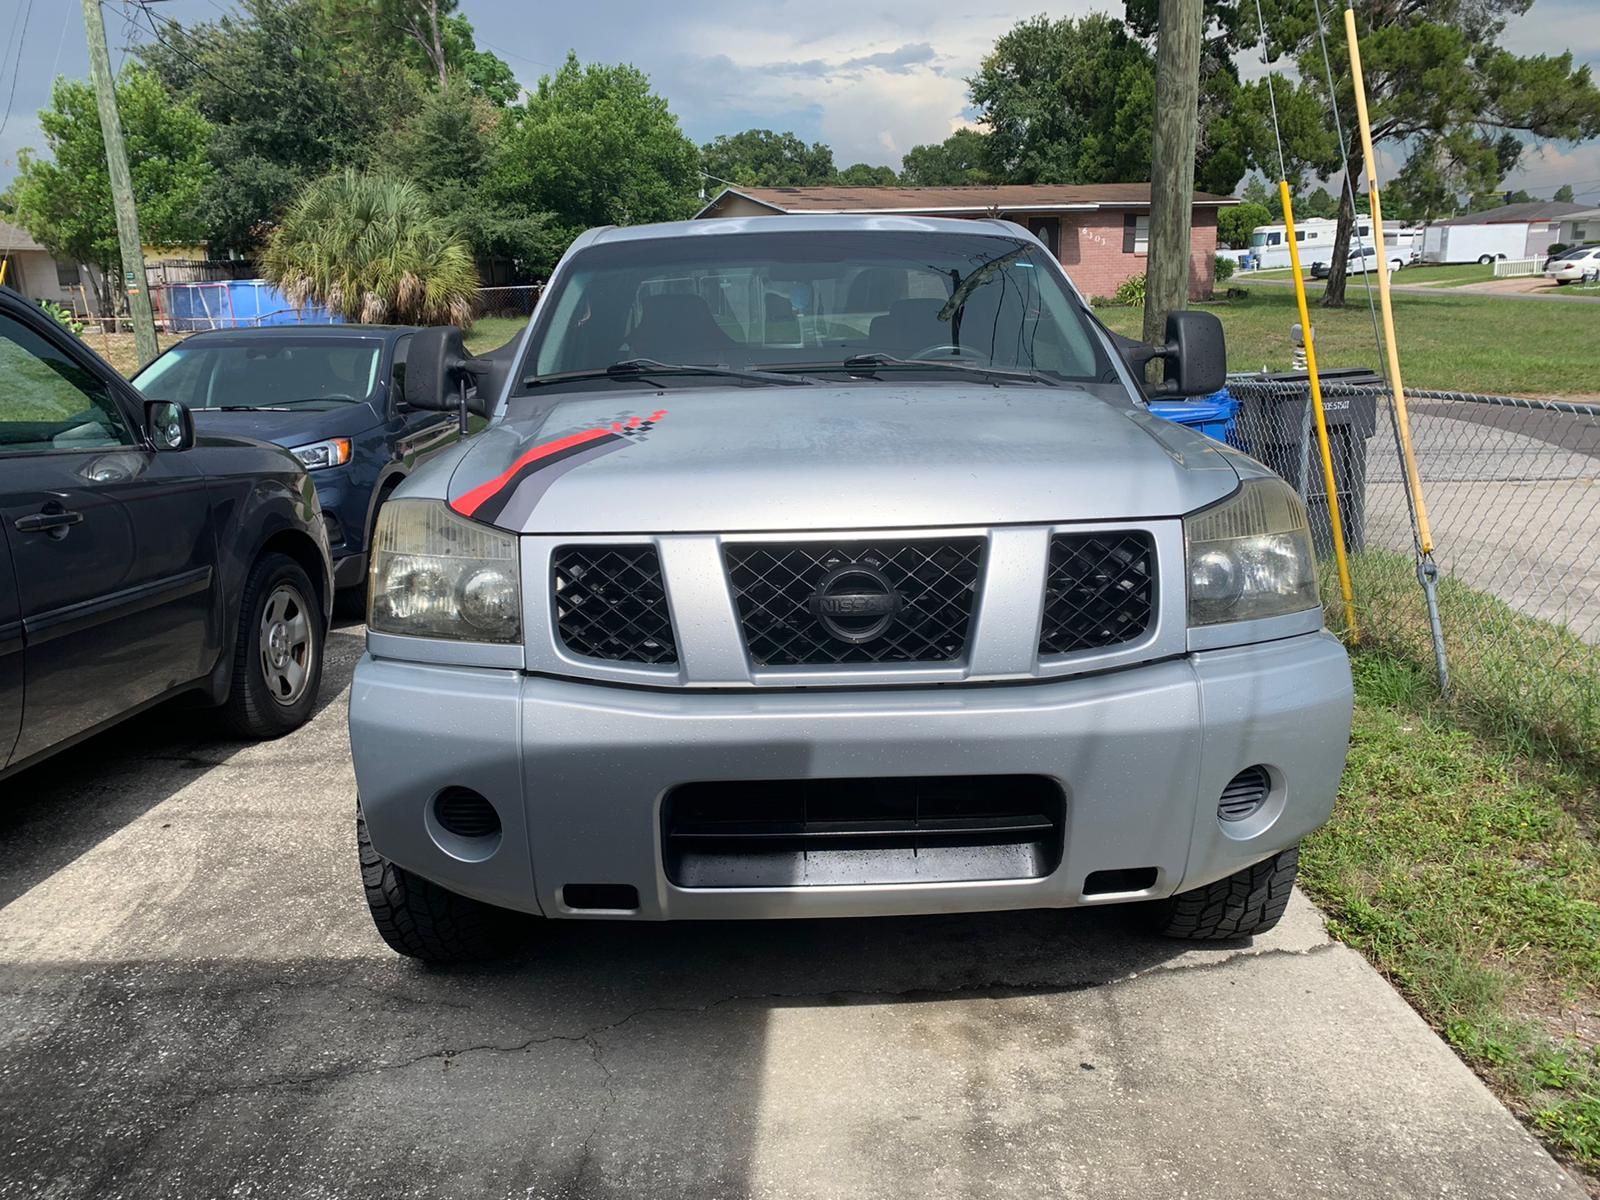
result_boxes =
[15,508,84,534]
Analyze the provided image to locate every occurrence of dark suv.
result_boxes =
[0,288,332,780]
[132,326,462,601]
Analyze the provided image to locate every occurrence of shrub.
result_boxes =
[1547,243,1569,256]
[1214,254,1236,282]
[1112,273,1147,307]
[262,169,479,326]
[39,299,84,334]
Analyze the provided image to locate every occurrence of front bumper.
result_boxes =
[350,631,1352,920]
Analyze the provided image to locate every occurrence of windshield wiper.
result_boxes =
[525,358,813,388]
[215,404,292,411]
[833,353,1062,386]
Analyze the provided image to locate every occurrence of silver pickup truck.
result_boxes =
[348,215,1353,962]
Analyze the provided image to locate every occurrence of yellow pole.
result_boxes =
[1344,6,1433,555]
[1279,184,1360,640]
[0,258,8,287]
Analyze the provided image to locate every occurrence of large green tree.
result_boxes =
[899,128,991,185]
[701,129,836,188]
[834,162,899,186]
[7,67,212,313]
[375,79,557,270]
[139,0,420,252]
[1251,0,1600,305]
[317,0,519,104]
[1218,200,1272,247]
[490,54,699,265]
[970,14,1157,185]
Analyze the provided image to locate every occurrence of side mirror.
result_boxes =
[1154,311,1226,397]
[145,400,195,451]
[404,325,494,418]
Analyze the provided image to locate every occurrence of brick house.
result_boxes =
[694,184,1235,300]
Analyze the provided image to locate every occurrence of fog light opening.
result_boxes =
[433,787,502,839]
[1218,766,1271,823]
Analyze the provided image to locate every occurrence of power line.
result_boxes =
[0,0,36,144]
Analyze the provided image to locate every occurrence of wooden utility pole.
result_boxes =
[1141,0,1204,351]
[81,0,158,368]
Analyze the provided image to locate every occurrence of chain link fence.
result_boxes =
[470,284,543,322]
[1225,374,1600,760]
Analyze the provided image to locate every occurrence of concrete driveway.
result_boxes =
[0,624,1585,1200]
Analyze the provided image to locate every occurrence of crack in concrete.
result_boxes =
[157,940,1339,1111]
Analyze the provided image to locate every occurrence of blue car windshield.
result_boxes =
[522,230,1113,388]
[133,339,382,410]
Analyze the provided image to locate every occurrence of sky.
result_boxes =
[1,0,1598,202]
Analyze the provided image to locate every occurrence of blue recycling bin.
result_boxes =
[1148,388,1239,445]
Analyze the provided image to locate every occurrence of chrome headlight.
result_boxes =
[290,436,352,471]
[368,500,521,643]
[1184,478,1318,626]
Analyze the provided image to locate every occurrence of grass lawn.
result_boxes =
[1098,286,1597,395]
[1307,648,1600,1178]
[464,315,527,356]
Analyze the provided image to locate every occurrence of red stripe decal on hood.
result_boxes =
[452,427,611,517]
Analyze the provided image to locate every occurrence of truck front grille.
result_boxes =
[1038,532,1155,656]
[723,539,983,667]
[662,775,1065,888]
[552,545,678,664]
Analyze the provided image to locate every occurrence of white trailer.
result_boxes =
[1420,222,1529,265]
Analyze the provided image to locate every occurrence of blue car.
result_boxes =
[132,325,464,602]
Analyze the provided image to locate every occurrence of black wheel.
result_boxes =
[1477,254,1494,265]
[221,553,322,738]
[1148,846,1299,940]
[357,805,527,962]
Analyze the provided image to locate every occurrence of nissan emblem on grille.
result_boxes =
[808,562,903,643]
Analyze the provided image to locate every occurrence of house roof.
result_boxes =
[1432,201,1588,226]
[696,183,1236,219]
[0,219,47,253]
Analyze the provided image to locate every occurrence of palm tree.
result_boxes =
[262,170,479,326]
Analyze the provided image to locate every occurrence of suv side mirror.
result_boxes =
[403,326,494,418]
[1153,311,1226,397]
[145,400,195,451]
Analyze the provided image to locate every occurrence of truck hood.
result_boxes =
[445,385,1241,533]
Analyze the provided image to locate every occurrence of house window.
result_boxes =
[55,260,81,288]
[1123,214,1150,255]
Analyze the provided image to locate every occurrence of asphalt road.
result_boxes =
[0,623,1586,1200]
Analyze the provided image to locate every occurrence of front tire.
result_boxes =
[357,806,527,962]
[1149,846,1299,940]
[221,553,322,738]
[1477,254,1495,265]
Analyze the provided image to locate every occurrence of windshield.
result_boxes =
[133,338,382,410]
[521,230,1113,390]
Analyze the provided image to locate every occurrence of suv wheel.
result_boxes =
[221,552,322,738]
[1149,846,1299,940]
[357,805,527,962]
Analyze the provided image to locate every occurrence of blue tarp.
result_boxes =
[162,280,343,332]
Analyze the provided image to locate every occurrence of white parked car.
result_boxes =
[1310,245,1402,279]
[1544,247,1600,285]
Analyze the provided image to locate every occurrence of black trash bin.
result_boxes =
[1232,369,1383,556]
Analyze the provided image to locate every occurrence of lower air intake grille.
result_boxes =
[1218,766,1271,822]
[662,775,1065,888]
[724,539,984,666]
[1039,532,1155,656]
[552,545,677,664]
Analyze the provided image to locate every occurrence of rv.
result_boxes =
[1248,218,1343,269]
[1246,219,1413,271]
